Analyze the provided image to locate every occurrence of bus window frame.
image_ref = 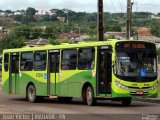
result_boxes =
[49,50,60,73]
[78,47,95,70]
[34,50,47,71]
[20,51,34,71]
[4,53,9,72]
[61,49,78,70]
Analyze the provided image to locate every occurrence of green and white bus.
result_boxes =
[2,40,158,106]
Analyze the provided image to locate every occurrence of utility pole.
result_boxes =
[126,0,132,40]
[98,0,104,41]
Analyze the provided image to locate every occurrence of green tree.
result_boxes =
[10,36,26,48]
[157,48,160,57]
[38,15,51,22]
[42,26,60,39]
[13,15,24,22]
[5,10,13,14]
[150,19,160,37]
[26,7,36,16]
[30,28,42,39]
[105,24,121,32]
[0,31,26,53]
[23,7,36,23]
[49,37,61,45]
[15,26,31,39]
[50,15,58,21]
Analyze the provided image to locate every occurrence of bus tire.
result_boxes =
[27,85,37,103]
[86,86,96,106]
[122,97,132,106]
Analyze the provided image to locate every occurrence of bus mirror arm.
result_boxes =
[112,61,116,68]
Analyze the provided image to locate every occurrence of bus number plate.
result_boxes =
[136,91,144,95]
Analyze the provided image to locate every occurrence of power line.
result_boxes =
[118,0,126,13]
[110,0,118,13]
[135,3,160,7]
[132,2,160,13]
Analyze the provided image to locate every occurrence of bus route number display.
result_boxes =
[123,43,145,49]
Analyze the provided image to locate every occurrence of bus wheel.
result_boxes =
[27,85,37,103]
[86,86,96,106]
[122,97,132,106]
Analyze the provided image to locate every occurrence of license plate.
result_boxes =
[136,91,144,95]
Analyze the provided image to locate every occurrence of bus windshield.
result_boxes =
[114,51,157,79]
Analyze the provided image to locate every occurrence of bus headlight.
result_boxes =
[115,81,129,90]
[149,83,158,90]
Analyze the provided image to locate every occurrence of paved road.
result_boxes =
[0,84,160,120]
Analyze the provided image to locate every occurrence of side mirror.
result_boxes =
[112,60,116,67]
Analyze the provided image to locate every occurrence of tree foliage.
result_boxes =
[150,19,160,37]
[22,7,36,23]
[0,31,26,53]
[0,8,160,53]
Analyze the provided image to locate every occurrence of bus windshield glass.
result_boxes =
[115,51,157,78]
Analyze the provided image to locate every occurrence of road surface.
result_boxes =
[0,84,159,120]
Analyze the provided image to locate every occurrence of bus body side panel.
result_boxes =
[2,74,10,94]
[2,53,10,94]
[19,72,33,95]
[58,47,97,97]
[34,71,48,96]
[11,74,19,94]
[58,70,81,97]
[50,73,59,95]
[2,70,10,94]
[58,70,96,97]
[19,71,48,96]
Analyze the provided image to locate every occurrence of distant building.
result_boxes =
[36,10,55,16]
[104,32,126,39]
[0,33,4,38]
[74,35,91,41]
[24,38,49,47]
[36,10,47,16]
[0,26,3,31]
[137,27,152,36]
[58,33,80,41]
[14,11,25,15]
[57,17,65,22]
[138,36,160,48]
[0,12,5,16]
[151,14,160,19]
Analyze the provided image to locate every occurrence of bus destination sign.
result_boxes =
[116,41,156,51]
[123,43,145,49]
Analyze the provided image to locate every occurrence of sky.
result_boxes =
[0,0,160,13]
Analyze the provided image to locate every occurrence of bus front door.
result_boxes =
[9,53,19,94]
[97,47,112,95]
[48,50,60,96]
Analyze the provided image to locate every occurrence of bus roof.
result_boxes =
[3,39,155,53]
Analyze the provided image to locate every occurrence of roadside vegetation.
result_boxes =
[0,8,160,53]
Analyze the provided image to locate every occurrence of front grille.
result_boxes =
[130,91,149,96]
[127,86,151,91]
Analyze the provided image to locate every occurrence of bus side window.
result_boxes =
[78,48,95,70]
[4,53,9,72]
[50,54,59,73]
[61,49,77,70]
[21,52,33,71]
[34,51,47,71]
